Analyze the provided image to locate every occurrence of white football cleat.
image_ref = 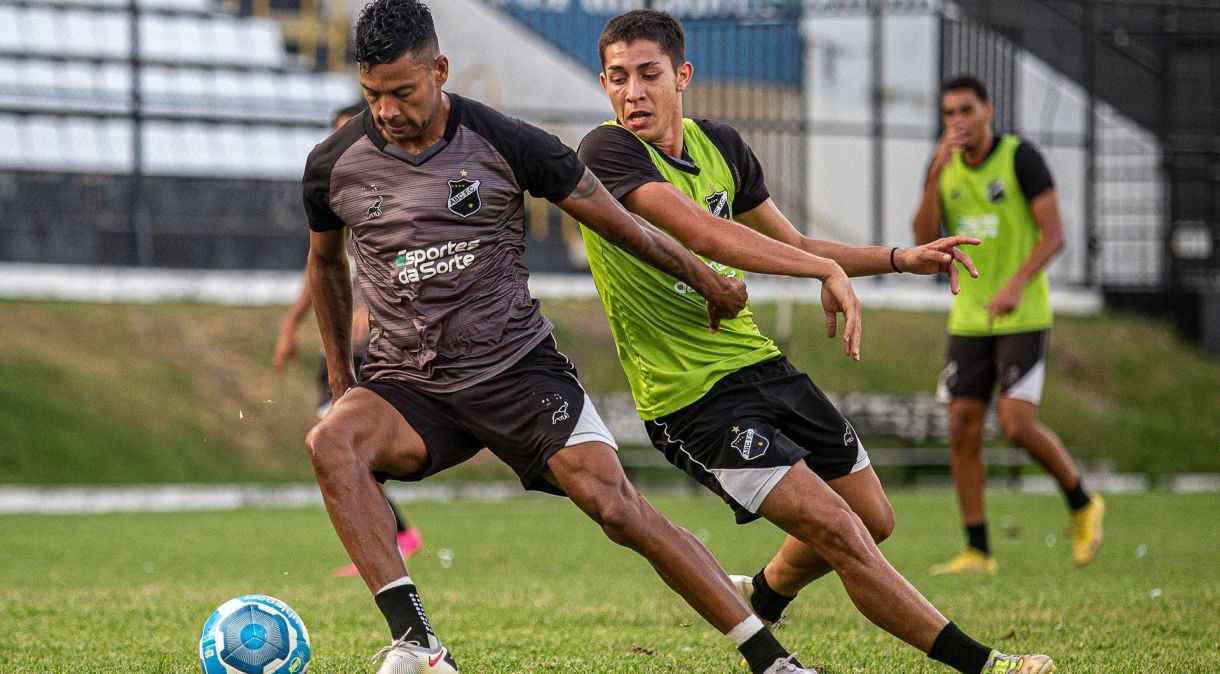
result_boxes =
[730,574,782,629]
[763,654,818,673]
[371,632,458,674]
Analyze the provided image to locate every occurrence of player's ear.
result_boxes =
[676,61,693,93]
[433,53,449,87]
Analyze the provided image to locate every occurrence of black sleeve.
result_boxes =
[458,97,584,203]
[576,124,667,201]
[693,118,770,214]
[1014,140,1054,201]
[302,117,367,232]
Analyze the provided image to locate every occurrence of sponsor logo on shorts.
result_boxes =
[540,393,569,425]
[730,426,769,461]
[843,421,857,447]
[1003,364,1021,387]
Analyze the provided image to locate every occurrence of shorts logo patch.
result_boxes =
[843,421,857,447]
[730,427,769,461]
[1003,365,1021,387]
[540,393,569,425]
[939,360,959,391]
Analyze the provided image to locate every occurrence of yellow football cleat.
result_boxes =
[1071,493,1105,566]
[929,547,998,576]
[981,651,1055,674]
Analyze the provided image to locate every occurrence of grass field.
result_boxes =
[1,490,1215,673]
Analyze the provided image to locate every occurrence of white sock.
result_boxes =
[376,575,414,595]
[726,615,766,646]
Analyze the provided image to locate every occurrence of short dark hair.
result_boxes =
[598,9,685,72]
[941,75,989,102]
[332,101,367,126]
[354,0,438,67]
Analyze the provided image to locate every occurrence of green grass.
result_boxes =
[1,298,1219,484]
[1,491,1216,673]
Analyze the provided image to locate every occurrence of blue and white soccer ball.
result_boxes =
[199,594,311,674]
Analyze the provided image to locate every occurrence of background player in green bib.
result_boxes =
[579,10,1054,674]
[912,76,1105,576]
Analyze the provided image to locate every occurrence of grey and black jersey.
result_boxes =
[302,93,584,392]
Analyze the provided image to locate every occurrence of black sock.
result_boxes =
[927,622,992,674]
[965,523,990,555]
[374,581,434,643]
[1064,478,1091,511]
[751,569,796,623]
[739,628,799,674]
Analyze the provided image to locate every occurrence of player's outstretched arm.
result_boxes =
[735,199,979,290]
[307,229,356,399]
[558,169,745,331]
[622,181,844,281]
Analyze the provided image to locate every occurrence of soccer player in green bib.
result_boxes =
[578,10,1054,674]
[912,76,1105,576]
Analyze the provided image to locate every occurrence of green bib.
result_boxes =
[581,119,780,419]
[939,134,1052,336]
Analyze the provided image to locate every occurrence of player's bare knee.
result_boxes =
[593,486,650,548]
[864,504,896,543]
[811,508,874,570]
[304,422,358,479]
[999,415,1033,445]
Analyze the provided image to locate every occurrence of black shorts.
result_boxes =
[937,330,1048,404]
[356,335,616,495]
[644,357,869,524]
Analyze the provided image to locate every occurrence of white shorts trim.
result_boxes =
[709,464,793,514]
[1002,360,1045,405]
[565,394,617,450]
[850,438,871,475]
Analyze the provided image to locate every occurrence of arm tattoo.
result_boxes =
[569,169,599,200]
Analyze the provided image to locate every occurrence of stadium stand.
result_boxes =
[0,0,353,179]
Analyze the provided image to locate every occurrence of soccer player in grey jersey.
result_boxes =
[300,1,813,672]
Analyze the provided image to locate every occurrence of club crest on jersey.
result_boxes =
[705,190,731,219]
[730,427,769,461]
[987,179,1006,203]
[447,177,482,218]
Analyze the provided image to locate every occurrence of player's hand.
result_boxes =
[820,267,861,361]
[895,236,981,294]
[986,282,1022,328]
[701,273,748,333]
[273,328,299,373]
[931,127,966,172]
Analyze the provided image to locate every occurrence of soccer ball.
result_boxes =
[199,594,311,674]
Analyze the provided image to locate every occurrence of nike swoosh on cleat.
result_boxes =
[428,648,446,667]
